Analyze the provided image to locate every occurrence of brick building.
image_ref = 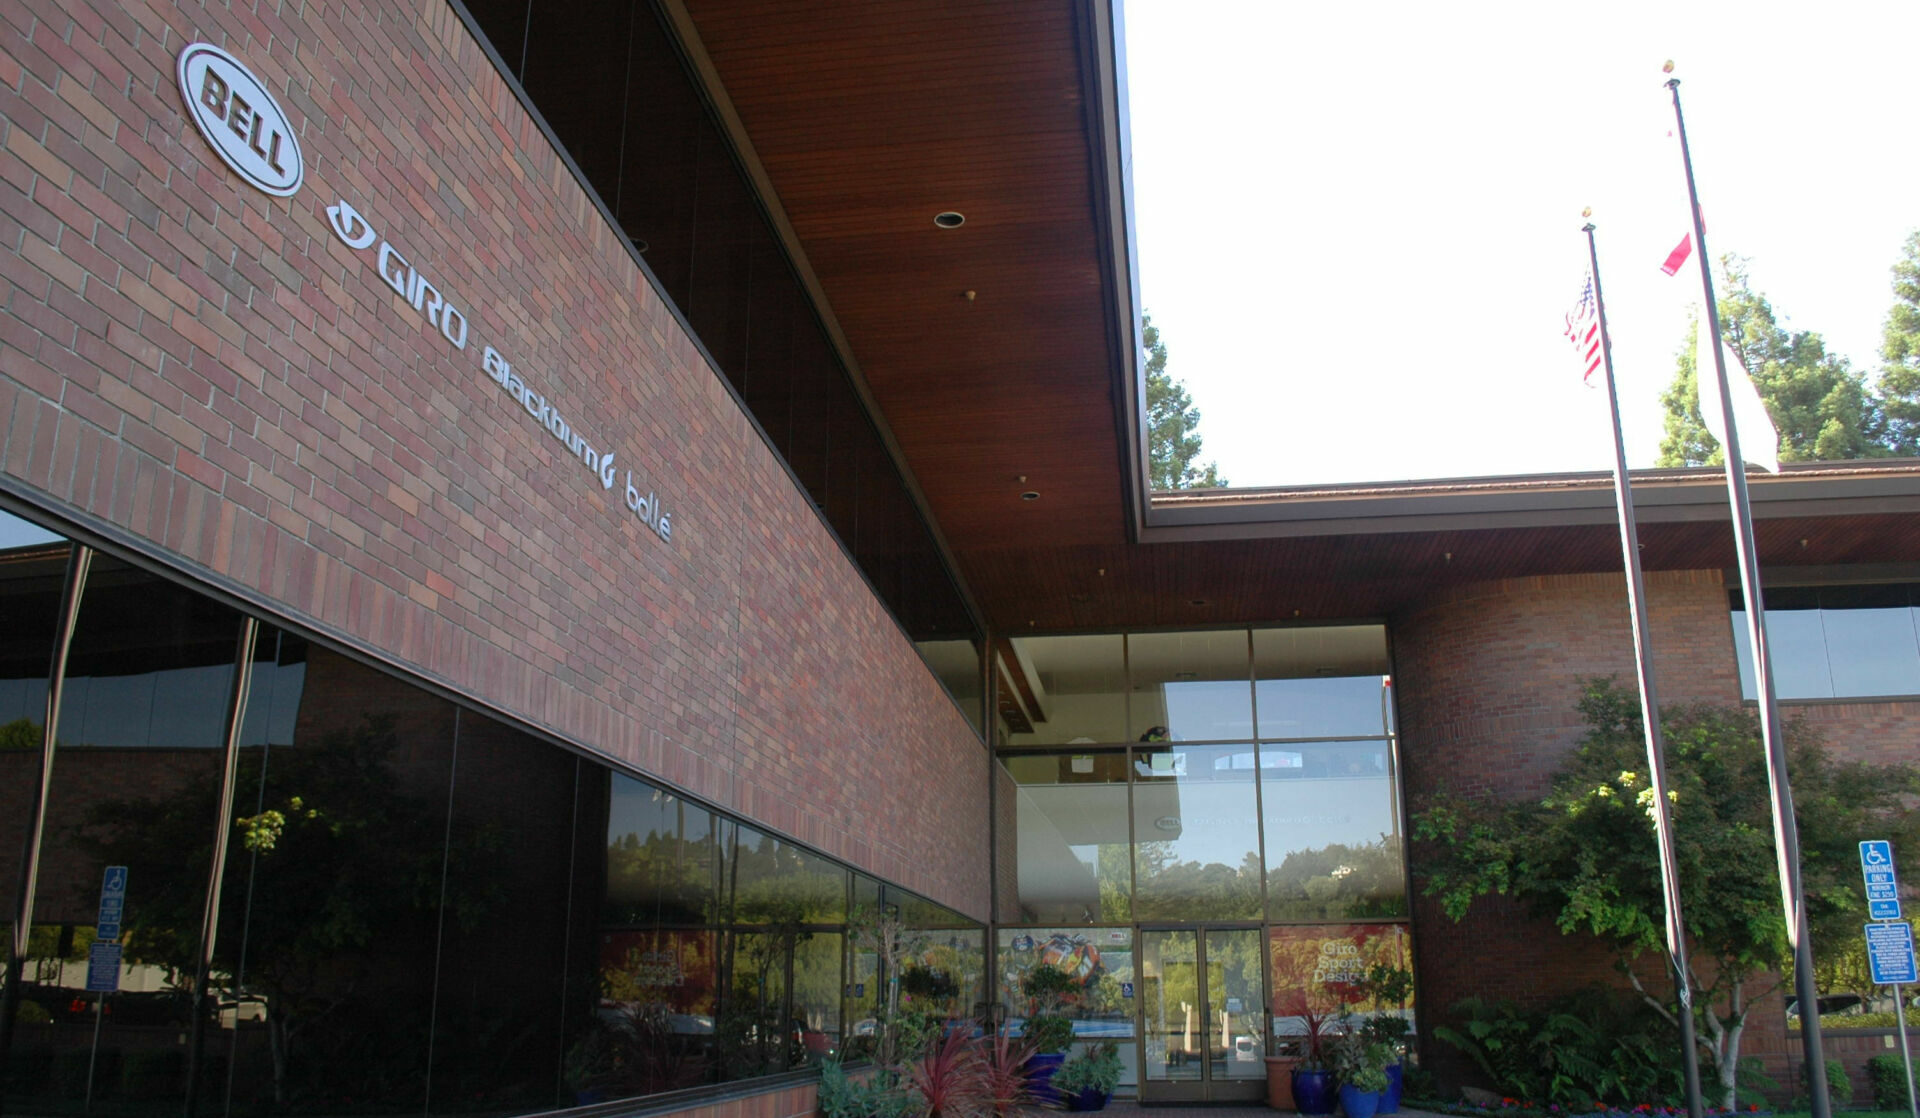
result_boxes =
[1,0,1916,1115]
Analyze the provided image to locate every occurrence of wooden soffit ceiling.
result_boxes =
[672,0,1139,578]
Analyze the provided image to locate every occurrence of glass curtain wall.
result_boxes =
[0,506,983,1115]
[994,626,1414,1085]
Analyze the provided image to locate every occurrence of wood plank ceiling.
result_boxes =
[677,0,1134,572]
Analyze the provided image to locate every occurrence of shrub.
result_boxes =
[1867,1054,1909,1111]
[1053,1043,1123,1096]
[1432,990,1684,1109]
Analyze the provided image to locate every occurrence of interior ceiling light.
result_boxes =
[934,211,965,229]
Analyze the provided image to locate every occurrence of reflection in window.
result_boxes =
[0,508,69,953]
[1255,626,1390,739]
[1127,630,1252,742]
[1131,744,1262,921]
[12,559,241,1114]
[219,645,457,1113]
[724,826,847,926]
[1001,753,1131,923]
[917,638,984,735]
[1268,924,1415,1049]
[1001,634,1128,746]
[1731,585,1920,700]
[607,776,718,926]
[1262,741,1406,921]
[998,926,1137,1088]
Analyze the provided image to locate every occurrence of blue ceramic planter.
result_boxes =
[1025,1051,1067,1107]
[1378,1063,1403,1114]
[1292,1068,1337,1115]
[1339,1083,1381,1118]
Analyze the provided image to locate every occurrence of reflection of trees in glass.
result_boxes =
[605,823,715,926]
[1267,835,1407,921]
[718,912,814,1078]
[1131,842,1262,920]
[726,834,846,924]
[83,714,499,1109]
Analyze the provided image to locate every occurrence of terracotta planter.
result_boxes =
[1264,1056,1301,1110]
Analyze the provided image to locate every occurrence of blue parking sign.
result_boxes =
[95,865,128,940]
[1865,922,1916,985]
[1860,841,1901,921]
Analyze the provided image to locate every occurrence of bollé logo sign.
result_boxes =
[176,43,303,197]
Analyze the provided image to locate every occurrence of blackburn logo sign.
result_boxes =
[176,43,303,197]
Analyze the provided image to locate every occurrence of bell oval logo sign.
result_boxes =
[176,44,303,197]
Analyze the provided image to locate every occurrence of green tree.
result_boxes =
[1414,681,1920,1108]
[1659,257,1882,466]
[1143,313,1224,490]
[1874,231,1920,455]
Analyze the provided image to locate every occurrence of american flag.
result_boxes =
[1564,272,1603,385]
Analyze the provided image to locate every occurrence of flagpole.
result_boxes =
[1583,220,1706,1118]
[1667,75,1831,1118]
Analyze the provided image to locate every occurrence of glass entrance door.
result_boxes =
[1138,927,1265,1102]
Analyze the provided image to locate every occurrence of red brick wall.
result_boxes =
[0,0,988,916]
[1393,568,1920,1097]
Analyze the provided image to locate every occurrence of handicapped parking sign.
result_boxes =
[1861,841,1901,921]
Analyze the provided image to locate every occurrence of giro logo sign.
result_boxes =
[326,199,675,546]
[176,43,303,197]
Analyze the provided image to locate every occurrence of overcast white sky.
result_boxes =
[1124,0,1920,489]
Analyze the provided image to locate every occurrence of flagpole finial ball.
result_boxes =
[1662,60,1675,74]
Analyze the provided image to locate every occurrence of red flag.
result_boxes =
[1660,233,1693,276]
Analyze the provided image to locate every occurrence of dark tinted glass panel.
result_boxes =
[723,827,846,926]
[610,5,702,305]
[916,638,984,734]
[429,712,581,1114]
[606,776,718,927]
[0,511,71,1096]
[1261,740,1407,921]
[519,0,632,196]
[218,644,456,1114]
[9,558,240,1113]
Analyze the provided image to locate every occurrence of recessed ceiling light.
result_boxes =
[1021,491,1040,501]
[934,211,965,229]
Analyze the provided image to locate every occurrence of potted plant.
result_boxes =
[1330,1033,1395,1118]
[1358,963,1414,1115]
[1278,994,1339,1115]
[1263,1034,1302,1111]
[1052,1041,1122,1111]
[1019,965,1080,1105]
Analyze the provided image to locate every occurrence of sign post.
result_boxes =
[85,866,127,1112]
[1859,842,1916,1118]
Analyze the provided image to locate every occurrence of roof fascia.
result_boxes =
[1140,464,1920,542]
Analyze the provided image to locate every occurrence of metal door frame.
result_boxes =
[1135,923,1266,1104]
